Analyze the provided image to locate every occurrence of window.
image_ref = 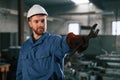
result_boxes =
[68,23,80,35]
[112,21,120,35]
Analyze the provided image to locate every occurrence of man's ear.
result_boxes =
[28,21,32,28]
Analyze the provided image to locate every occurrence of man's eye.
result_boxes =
[41,19,45,23]
[34,20,39,23]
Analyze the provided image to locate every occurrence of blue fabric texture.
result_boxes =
[16,32,71,80]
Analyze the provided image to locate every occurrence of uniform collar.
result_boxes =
[29,32,49,46]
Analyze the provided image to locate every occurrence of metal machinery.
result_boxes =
[96,53,120,80]
[64,53,104,80]
[64,51,120,80]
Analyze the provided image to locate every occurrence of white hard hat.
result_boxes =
[27,4,48,18]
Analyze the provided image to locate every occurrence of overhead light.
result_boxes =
[71,0,89,4]
[89,3,93,6]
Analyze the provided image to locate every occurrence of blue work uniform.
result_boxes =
[16,32,71,80]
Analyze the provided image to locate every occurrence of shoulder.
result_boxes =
[48,33,64,40]
[20,38,31,50]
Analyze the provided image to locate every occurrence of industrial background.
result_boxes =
[0,0,120,80]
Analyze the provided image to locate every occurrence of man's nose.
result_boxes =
[38,21,44,26]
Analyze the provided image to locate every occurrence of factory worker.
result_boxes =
[16,4,99,80]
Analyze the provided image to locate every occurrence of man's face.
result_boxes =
[28,15,47,36]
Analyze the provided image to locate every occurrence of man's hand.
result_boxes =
[66,24,100,53]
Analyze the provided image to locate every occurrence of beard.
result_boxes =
[32,27,45,35]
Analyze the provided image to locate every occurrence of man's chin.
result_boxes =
[36,32,45,35]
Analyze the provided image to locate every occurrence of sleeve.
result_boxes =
[66,32,89,53]
[16,50,22,80]
[50,35,71,59]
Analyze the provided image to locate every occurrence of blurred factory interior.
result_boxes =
[0,0,120,80]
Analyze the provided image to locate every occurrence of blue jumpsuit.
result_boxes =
[16,32,71,80]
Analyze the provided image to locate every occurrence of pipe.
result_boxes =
[18,0,24,46]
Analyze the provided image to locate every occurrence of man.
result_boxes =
[16,4,99,80]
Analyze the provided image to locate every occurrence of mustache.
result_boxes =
[38,26,44,29]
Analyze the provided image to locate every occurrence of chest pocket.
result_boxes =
[27,48,53,77]
[35,44,51,58]
[36,52,50,59]
[20,53,33,66]
[35,49,51,70]
[20,49,53,77]
[20,55,27,59]
[19,54,28,61]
